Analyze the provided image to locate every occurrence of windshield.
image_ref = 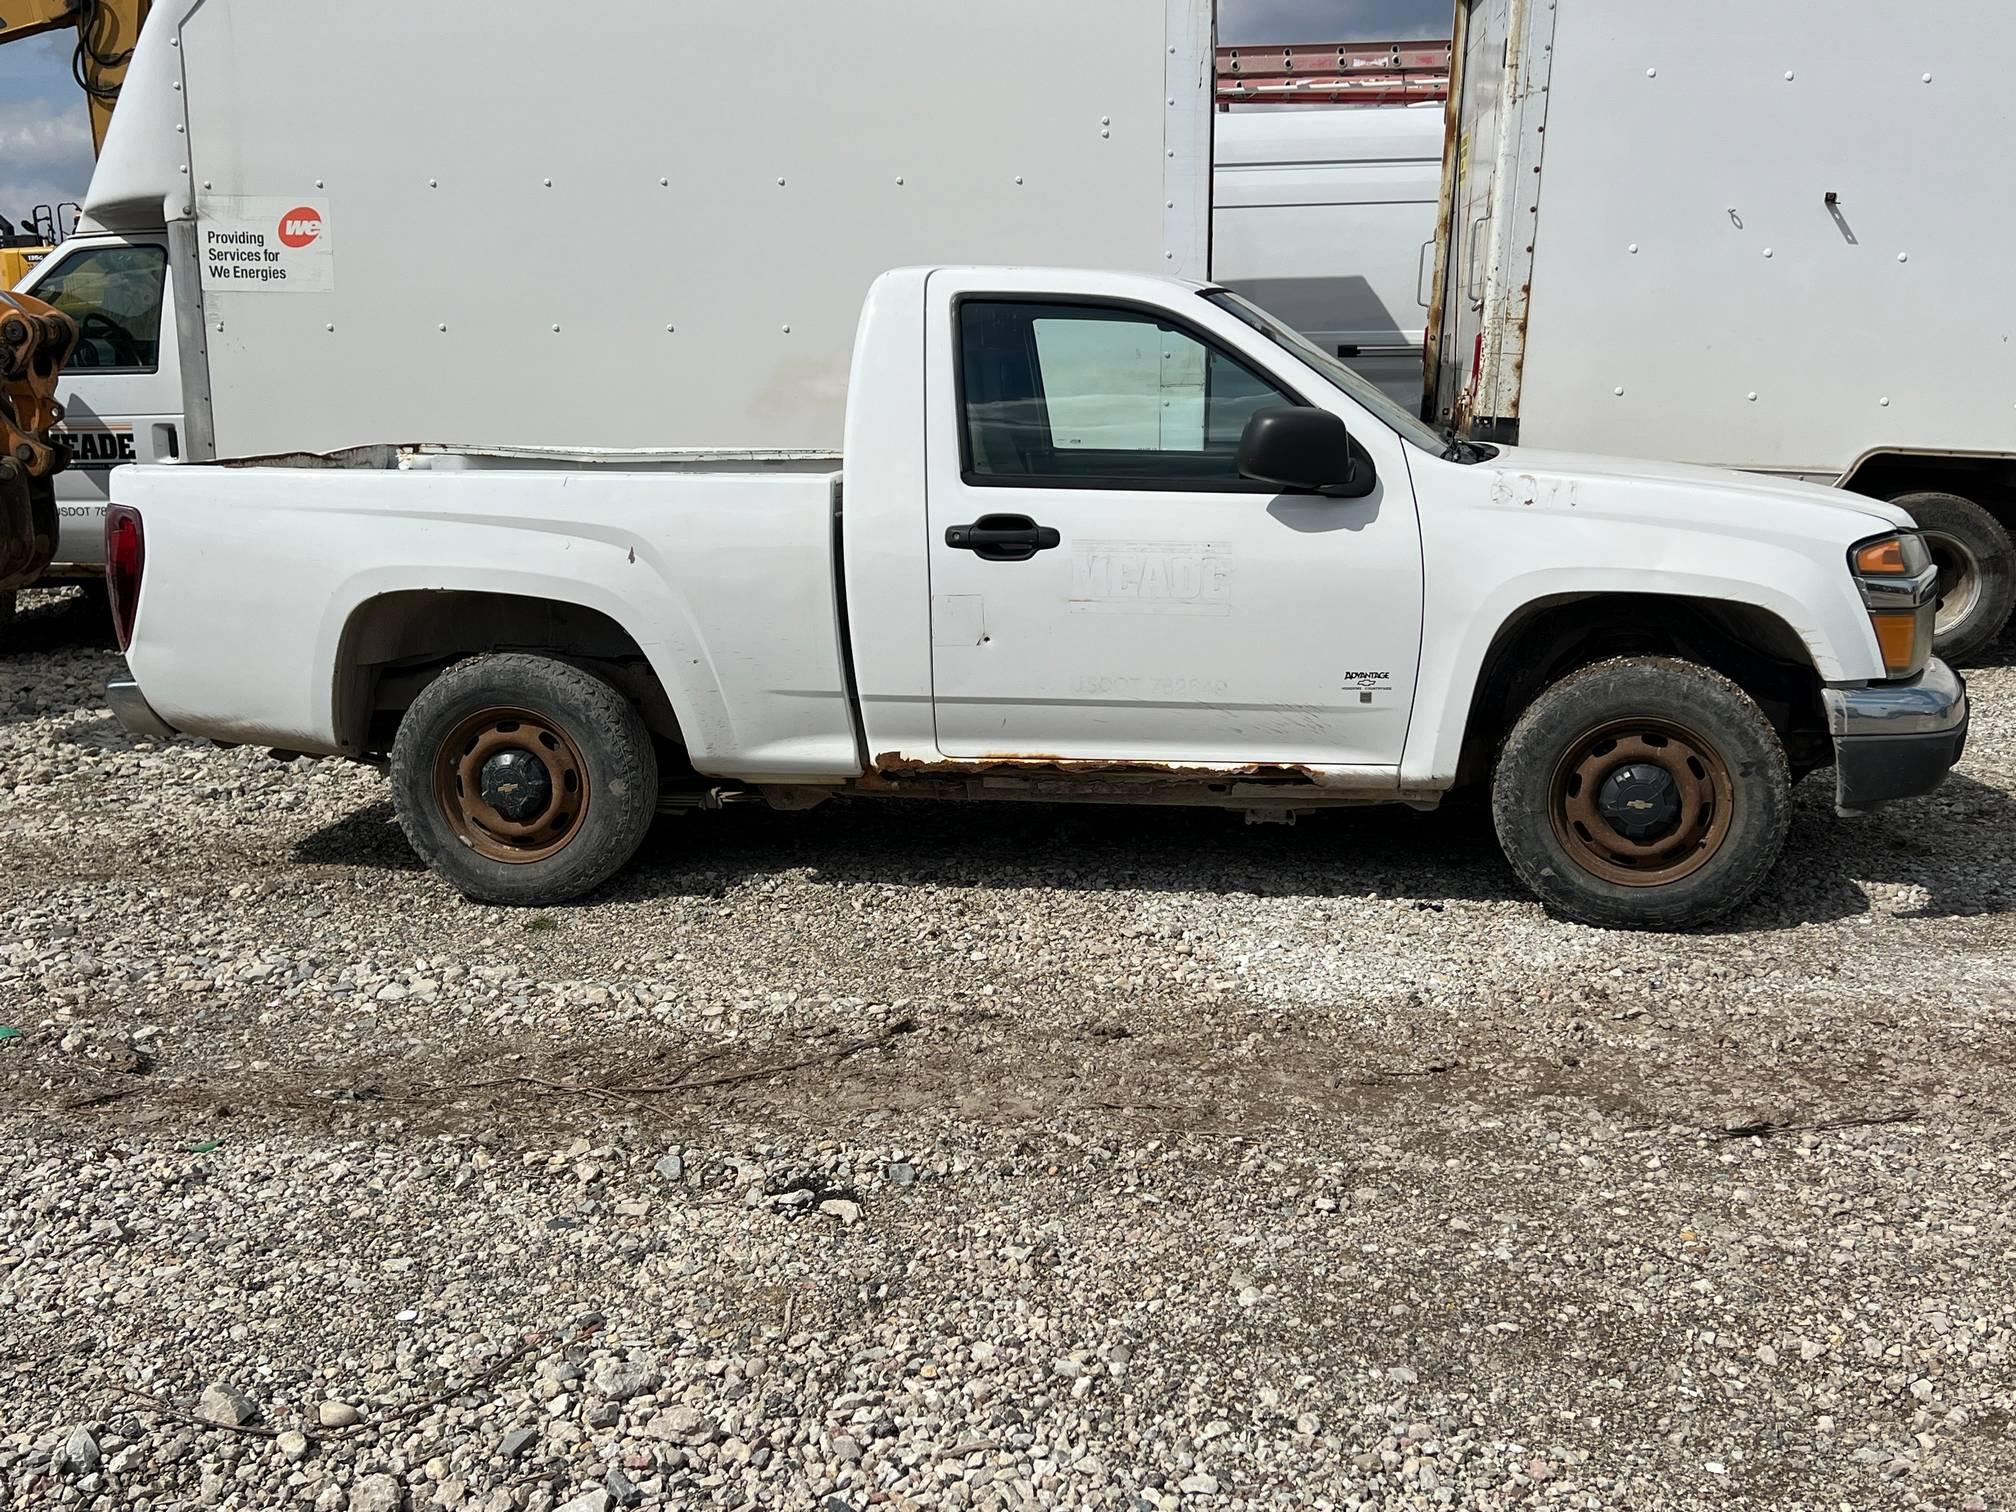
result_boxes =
[1203,289,1459,458]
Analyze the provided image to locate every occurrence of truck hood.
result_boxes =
[1478,445,1913,536]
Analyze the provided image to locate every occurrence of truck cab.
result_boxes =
[14,230,182,570]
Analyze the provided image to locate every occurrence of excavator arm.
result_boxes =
[0,290,77,590]
[0,0,150,153]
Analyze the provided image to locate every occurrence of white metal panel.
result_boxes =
[839,270,937,763]
[1211,108,1444,407]
[157,0,1211,460]
[115,463,859,777]
[1513,0,2016,469]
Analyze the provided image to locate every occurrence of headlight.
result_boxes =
[1849,532,1935,679]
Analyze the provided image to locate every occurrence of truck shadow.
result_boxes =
[0,585,115,658]
[295,766,2016,931]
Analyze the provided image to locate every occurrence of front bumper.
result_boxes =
[106,678,178,741]
[1822,658,1968,813]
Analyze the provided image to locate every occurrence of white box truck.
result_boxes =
[94,0,1968,929]
[1426,0,2016,662]
[1211,104,1444,409]
[3,0,1214,616]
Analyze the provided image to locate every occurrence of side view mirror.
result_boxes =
[1236,405,1374,497]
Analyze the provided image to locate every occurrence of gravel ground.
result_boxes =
[3,585,2013,1512]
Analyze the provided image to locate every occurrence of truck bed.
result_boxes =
[114,460,860,777]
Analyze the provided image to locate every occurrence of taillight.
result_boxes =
[105,503,144,651]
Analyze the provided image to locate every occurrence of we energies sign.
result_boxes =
[197,196,335,292]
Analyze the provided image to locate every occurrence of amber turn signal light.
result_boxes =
[1854,538,1908,575]
[1868,610,1922,677]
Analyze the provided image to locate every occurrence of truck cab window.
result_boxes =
[959,300,1293,486]
[33,245,169,373]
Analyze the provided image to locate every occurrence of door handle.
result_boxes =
[944,513,1061,563]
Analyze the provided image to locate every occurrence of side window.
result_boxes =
[32,245,169,373]
[959,300,1294,486]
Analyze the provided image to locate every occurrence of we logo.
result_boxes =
[277,207,324,249]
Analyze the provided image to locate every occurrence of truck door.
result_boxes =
[922,275,1423,772]
[20,236,181,569]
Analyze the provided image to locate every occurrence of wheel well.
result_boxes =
[1456,593,1829,788]
[334,590,682,756]
[1838,452,2016,522]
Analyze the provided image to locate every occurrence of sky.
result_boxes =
[0,1,1453,236]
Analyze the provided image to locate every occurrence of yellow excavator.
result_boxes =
[0,1,122,608]
[0,1,149,283]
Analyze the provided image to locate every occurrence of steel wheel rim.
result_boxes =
[1547,717,1735,888]
[433,706,589,864]
[1921,530,1982,637]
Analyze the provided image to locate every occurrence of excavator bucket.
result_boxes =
[0,289,79,592]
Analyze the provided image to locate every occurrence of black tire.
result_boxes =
[1890,491,2014,666]
[390,653,658,906]
[1492,656,1791,930]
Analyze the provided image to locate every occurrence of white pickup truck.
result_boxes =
[105,266,1968,929]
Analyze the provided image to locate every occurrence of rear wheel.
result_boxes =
[391,653,658,905]
[1890,491,2013,666]
[1492,657,1790,929]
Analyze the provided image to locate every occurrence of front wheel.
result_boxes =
[1492,657,1790,930]
[390,653,659,906]
[1890,491,2014,666]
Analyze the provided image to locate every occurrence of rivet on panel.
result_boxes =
[1101,116,1111,126]
[315,179,324,189]
[1747,392,1758,402]
[1627,243,1638,253]
[551,324,561,333]
[665,325,675,333]
[1879,396,1891,407]
[1101,129,1111,139]
[1783,70,1795,81]
[1167,149,1176,159]
[1613,386,1625,396]
[895,176,905,186]
[1922,73,1933,83]
[175,124,184,134]
[660,177,669,187]
[172,80,180,90]
[429,179,438,188]
[782,325,791,334]
[1762,248,1773,258]
[543,178,553,187]
[1645,67,1656,78]
[1897,252,1909,263]
[202,180,211,189]
[325,324,335,333]
[1015,177,1025,185]
[179,165,189,174]
[438,324,448,333]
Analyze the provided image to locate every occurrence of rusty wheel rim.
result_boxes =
[1547,717,1734,888]
[433,707,589,864]
[1921,530,1982,638]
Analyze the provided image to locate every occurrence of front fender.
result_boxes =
[1401,479,1886,787]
